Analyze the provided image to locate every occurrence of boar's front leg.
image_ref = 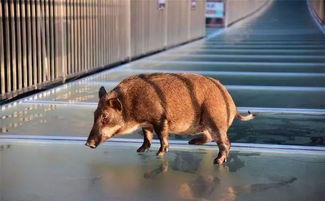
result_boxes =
[137,127,154,152]
[154,120,169,157]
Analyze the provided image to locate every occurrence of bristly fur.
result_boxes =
[86,73,255,165]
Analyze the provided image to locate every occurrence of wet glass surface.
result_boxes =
[0,104,94,137]
[228,113,325,146]
[1,140,325,201]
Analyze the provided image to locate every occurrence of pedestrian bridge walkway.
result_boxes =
[1,0,325,200]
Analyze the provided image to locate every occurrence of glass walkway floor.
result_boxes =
[1,140,325,201]
[1,0,325,200]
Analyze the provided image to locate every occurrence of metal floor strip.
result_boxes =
[13,101,325,115]
[118,69,325,77]
[1,135,325,153]
[140,59,325,66]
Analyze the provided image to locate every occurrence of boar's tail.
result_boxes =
[236,111,255,121]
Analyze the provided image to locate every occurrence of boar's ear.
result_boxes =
[107,98,122,111]
[99,86,107,99]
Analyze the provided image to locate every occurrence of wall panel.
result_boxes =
[0,0,205,101]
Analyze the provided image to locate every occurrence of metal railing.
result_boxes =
[0,0,205,101]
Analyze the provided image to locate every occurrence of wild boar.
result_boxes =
[85,73,255,164]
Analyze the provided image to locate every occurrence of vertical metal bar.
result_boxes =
[107,0,111,64]
[85,0,90,70]
[71,0,75,74]
[15,0,22,90]
[127,0,131,60]
[50,0,55,79]
[44,0,51,81]
[95,0,98,67]
[112,0,116,61]
[76,0,80,73]
[107,0,110,63]
[107,0,110,64]
[26,0,32,87]
[76,0,79,73]
[101,0,105,65]
[31,0,37,85]
[93,0,95,67]
[40,0,48,82]
[92,0,95,67]
[98,0,101,66]
[69,0,73,74]
[97,0,101,67]
[9,0,17,91]
[130,0,134,58]
[81,0,85,71]
[79,0,82,72]
[108,0,111,63]
[101,0,104,66]
[187,0,190,40]
[90,0,96,68]
[84,0,88,71]
[66,0,70,75]
[4,0,11,93]
[100,0,107,66]
[69,0,72,74]
[102,0,106,65]
[79,0,83,72]
[114,1,118,59]
[88,0,93,69]
[106,0,108,64]
[0,0,5,95]
[21,0,28,89]
[36,0,42,84]
[55,0,67,81]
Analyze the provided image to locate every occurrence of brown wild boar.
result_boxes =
[85,73,255,164]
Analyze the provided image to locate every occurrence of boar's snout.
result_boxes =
[85,128,101,149]
[85,141,96,149]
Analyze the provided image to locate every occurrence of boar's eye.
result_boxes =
[102,113,109,119]
[101,113,109,124]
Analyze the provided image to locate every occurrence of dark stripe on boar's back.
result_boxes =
[138,74,168,125]
[206,77,231,127]
[167,73,202,126]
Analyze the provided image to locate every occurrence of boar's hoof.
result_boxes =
[156,151,165,157]
[214,156,228,165]
[137,145,150,152]
[156,146,169,157]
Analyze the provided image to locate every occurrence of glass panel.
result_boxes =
[30,81,325,109]
[1,140,324,201]
[0,104,94,137]
[1,103,324,146]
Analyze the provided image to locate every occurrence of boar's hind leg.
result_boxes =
[211,129,231,165]
[137,127,154,152]
[154,120,169,157]
[188,130,213,145]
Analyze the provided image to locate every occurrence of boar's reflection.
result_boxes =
[143,151,296,201]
